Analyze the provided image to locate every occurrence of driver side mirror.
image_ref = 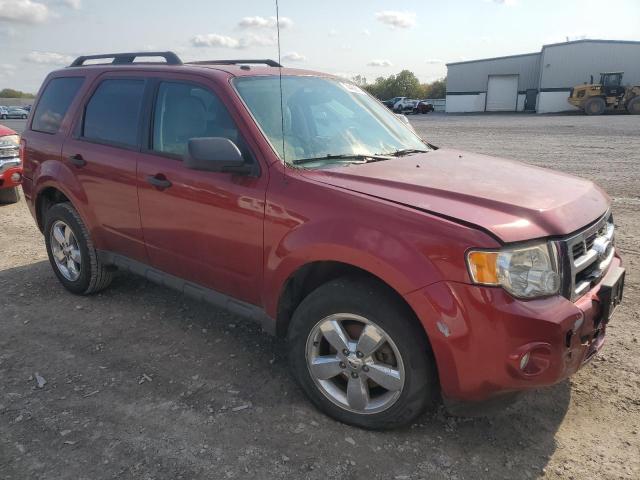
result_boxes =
[184,137,251,174]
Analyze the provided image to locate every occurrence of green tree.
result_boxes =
[421,78,447,99]
[0,88,35,98]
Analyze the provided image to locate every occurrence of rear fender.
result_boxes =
[33,160,96,240]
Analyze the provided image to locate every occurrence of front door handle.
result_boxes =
[146,174,172,190]
[69,154,86,168]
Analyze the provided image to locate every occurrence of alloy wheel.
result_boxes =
[50,220,82,281]
[305,313,405,414]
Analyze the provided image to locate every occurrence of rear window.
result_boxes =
[32,77,84,134]
[82,79,145,148]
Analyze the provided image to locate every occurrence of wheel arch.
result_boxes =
[35,186,71,231]
[274,260,431,352]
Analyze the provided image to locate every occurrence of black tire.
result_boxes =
[584,97,606,115]
[0,187,20,204]
[627,97,640,115]
[1,114,6,119]
[44,202,113,295]
[287,276,437,429]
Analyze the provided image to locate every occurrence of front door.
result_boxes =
[136,79,267,305]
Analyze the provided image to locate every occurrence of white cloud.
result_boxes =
[0,0,49,24]
[367,59,393,67]
[191,34,240,48]
[63,0,81,9]
[362,28,370,36]
[425,59,444,64]
[238,15,292,29]
[282,52,306,62]
[375,11,416,29]
[24,51,74,64]
[488,0,518,5]
[328,28,337,37]
[191,33,276,49]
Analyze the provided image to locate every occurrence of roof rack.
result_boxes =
[69,51,183,67]
[187,59,282,68]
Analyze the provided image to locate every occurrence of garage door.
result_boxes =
[486,75,518,112]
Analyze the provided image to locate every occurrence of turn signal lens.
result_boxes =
[467,251,499,284]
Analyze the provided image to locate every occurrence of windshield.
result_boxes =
[233,76,428,166]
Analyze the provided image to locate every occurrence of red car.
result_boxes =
[21,52,624,429]
[0,124,22,204]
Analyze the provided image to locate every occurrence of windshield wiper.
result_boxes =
[292,153,392,165]
[384,148,430,157]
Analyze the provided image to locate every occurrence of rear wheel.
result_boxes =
[44,202,113,295]
[287,276,436,429]
[627,97,640,114]
[1,114,6,119]
[0,187,20,204]
[584,97,606,115]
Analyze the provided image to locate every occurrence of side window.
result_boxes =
[152,81,239,156]
[32,77,84,134]
[83,79,145,148]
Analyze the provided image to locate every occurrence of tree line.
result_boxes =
[0,89,35,99]
[352,70,446,100]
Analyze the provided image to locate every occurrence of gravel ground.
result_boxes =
[1,113,639,480]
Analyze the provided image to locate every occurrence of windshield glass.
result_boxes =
[233,76,428,165]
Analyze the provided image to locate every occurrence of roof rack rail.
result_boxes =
[187,59,282,68]
[69,51,183,67]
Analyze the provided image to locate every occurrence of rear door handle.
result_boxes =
[69,154,86,167]
[146,174,172,190]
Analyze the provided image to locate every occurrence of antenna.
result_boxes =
[275,0,287,178]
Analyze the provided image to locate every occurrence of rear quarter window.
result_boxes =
[31,77,85,134]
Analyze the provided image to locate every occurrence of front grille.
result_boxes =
[0,145,20,159]
[556,212,615,302]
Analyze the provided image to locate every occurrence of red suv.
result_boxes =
[21,52,624,429]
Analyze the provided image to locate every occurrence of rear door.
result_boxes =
[61,73,148,262]
[136,76,268,305]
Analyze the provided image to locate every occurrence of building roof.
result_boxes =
[446,38,640,67]
[446,52,539,67]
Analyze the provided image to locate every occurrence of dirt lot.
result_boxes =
[1,114,639,480]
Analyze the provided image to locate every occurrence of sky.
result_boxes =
[1,0,639,93]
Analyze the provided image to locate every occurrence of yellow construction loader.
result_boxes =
[568,72,640,115]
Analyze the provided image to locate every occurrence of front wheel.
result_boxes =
[584,97,606,115]
[287,276,436,429]
[44,202,113,295]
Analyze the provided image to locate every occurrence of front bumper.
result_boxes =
[405,256,624,402]
[0,158,22,189]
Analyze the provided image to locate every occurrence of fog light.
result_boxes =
[520,352,530,370]
[10,172,21,183]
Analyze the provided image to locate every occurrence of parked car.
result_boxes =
[6,107,29,119]
[21,52,624,429]
[382,96,405,109]
[393,98,419,114]
[0,106,8,119]
[0,124,22,204]
[414,100,435,114]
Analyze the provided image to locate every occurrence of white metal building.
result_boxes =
[445,39,640,113]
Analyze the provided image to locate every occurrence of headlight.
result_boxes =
[466,242,561,299]
[0,135,20,147]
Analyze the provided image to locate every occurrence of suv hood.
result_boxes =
[302,148,609,243]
